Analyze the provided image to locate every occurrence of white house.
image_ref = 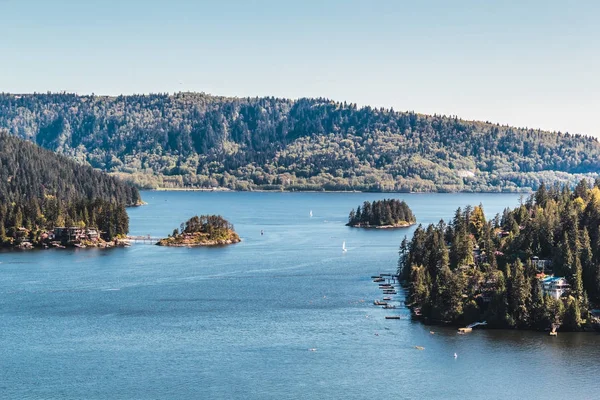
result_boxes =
[540,276,570,299]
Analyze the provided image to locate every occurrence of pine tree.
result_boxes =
[507,260,531,328]
[563,296,582,331]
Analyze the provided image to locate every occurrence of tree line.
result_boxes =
[0,132,139,245]
[1,92,598,192]
[348,199,415,227]
[399,179,600,331]
[181,215,235,236]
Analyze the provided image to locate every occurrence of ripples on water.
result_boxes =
[0,192,599,399]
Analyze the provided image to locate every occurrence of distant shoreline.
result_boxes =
[148,188,529,194]
[347,223,416,229]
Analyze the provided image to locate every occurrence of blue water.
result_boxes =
[1,192,599,399]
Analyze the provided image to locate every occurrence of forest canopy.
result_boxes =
[1,92,598,192]
[399,179,600,331]
[158,215,240,246]
[0,131,139,246]
[348,199,415,227]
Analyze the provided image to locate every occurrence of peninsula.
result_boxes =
[399,180,600,332]
[347,199,416,228]
[0,131,139,249]
[157,215,240,247]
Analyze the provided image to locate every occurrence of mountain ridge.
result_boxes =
[1,92,598,192]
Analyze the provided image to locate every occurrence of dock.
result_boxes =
[371,271,404,319]
[126,235,161,244]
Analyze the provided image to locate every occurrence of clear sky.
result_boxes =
[1,0,598,136]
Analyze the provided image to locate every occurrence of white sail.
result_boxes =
[342,241,347,251]
[309,210,313,218]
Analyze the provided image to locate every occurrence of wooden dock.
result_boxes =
[126,235,161,244]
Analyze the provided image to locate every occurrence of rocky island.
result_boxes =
[347,199,416,228]
[157,215,241,247]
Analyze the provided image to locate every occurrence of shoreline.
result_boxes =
[347,222,416,229]
[156,238,241,247]
[146,188,529,194]
[1,239,130,251]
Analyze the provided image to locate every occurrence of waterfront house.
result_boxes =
[86,228,99,241]
[53,227,100,243]
[540,276,570,299]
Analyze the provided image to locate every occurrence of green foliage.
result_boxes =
[159,215,239,246]
[0,132,137,245]
[1,93,599,192]
[401,181,600,330]
[347,199,415,227]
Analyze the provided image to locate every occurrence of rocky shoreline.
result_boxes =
[156,237,241,247]
[7,239,130,250]
[347,222,415,229]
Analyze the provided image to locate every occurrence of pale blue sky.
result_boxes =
[1,0,598,136]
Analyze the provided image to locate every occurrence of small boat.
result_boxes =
[454,353,458,358]
[374,300,387,306]
[430,331,435,335]
[373,278,385,282]
[415,346,425,350]
[309,210,313,218]
[385,316,400,320]
[308,348,317,352]
[383,297,391,301]
[260,230,264,235]
[383,305,396,309]
[342,241,347,252]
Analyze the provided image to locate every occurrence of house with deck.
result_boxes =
[53,227,100,243]
[540,276,570,299]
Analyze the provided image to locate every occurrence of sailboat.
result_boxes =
[342,241,347,252]
[309,210,313,218]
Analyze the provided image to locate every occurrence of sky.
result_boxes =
[1,0,598,136]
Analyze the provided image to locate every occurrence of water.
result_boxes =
[1,192,599,399]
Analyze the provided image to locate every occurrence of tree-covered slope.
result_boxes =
[399,180,600,331]
[0,131,140,245]
[1,92,598,192]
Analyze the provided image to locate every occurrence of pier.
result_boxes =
[126,235,161,244]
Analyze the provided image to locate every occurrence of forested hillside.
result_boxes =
[400,180,600,331]
[1,92,599,192]
[0,131,140,245]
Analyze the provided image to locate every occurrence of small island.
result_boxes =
[157,215,241,247]
[347,199,416,228]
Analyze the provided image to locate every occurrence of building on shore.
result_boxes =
[52,227,100,243]
[540,276,570,299]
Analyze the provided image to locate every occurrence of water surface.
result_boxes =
[1,192,598,399]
